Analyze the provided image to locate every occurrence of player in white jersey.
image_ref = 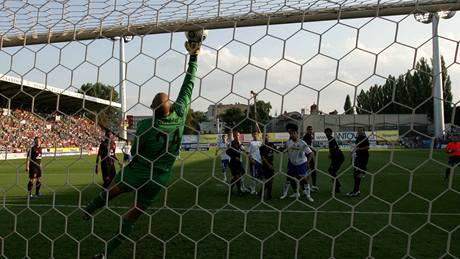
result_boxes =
[122,140,132,164]
[281,123,314,202]
[216,134,231,182]
[248,128,263,195]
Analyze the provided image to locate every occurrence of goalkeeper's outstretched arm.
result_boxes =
[173,42,201,117]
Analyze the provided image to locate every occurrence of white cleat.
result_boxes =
[346,191,361,197]
[280,193,288,199]
[289,192,300,198]
[306,195,314,202]
[92,253,105,259]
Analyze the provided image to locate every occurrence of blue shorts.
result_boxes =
[287,161,308,177]
[251,161,263,178]
[123,154,132,162]
[221,159,230,169]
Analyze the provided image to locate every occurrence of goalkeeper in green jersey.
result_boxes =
[83,41,201,259]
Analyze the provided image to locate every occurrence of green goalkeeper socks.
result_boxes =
[85,193,135,256]
[84,192,106,214]
[106,219,135,256]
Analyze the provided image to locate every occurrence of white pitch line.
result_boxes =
[2,203,460,216]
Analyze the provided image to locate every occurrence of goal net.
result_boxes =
[1,0,460,258]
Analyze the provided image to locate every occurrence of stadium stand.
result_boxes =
[0,74,121,153]
[0,109,104,152]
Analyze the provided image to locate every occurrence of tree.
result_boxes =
[191,110,208,123]
[219,107,246,131]
[441,57,453,121]
[356,89,369,114]
[344,94,354,114]
[184,109,209,134]
[356,56,454,122]
[249,100,272,125]
[219,100,272,133]
[78,83,120,131]
[80,82,119,102]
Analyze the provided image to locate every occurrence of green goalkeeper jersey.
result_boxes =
[130,59,197,175]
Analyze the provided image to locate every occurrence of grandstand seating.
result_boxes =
[0,108,104,152]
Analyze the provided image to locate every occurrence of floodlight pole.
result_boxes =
[415,11,455,138]
[118,36,132,140]
[217,118,220,134]
[119,37,126,140]
[431,13,445,139]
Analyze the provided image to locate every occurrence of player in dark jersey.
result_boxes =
[26,137,43,198]
[347,127,370,197]
[226,130,246,196]
[324,128,344,194]
[259,134,275,200]
[84,41,201,259]
[95,131,120,189]
[303,126,319,192]
[444,136,460,180]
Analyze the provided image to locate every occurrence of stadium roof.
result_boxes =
[0,74,121,114]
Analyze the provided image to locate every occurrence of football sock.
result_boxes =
[299,178,306,191]
[265,180,273,199]
[240,177,246,191]
[445,168,451,180]
[251,177,256,193]
[354,177,361,193]
[106,219,134,256]
[289,179,297,193]
[27,181,33,192]
[230,177,236,192]
[303,183,311,197]
[103,179,110,189]
[282,181,290,195]
[85,191,107,215]
[236,178,242,194]
[35,180,41,195]
[334,179,341,191]
[311,170,317,186]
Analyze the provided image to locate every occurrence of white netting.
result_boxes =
[1,0,460,46]
[1,0,460,258]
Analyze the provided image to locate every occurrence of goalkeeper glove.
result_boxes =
[185,41,201,56]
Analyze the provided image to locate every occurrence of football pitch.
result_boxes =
[1,149,459,259]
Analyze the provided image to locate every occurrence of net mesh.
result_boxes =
[1,0,460,258]
[1,0,460,46]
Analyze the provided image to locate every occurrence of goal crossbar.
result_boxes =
[1,0,460,47]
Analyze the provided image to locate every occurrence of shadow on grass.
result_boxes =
[0,150,459,258]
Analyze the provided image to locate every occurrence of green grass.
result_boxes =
[1,149,460,259]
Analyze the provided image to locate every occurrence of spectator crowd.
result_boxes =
[1,108,105,152]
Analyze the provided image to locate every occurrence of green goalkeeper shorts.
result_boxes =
[113,165,171,209]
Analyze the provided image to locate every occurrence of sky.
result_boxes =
[0,12,459,117]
